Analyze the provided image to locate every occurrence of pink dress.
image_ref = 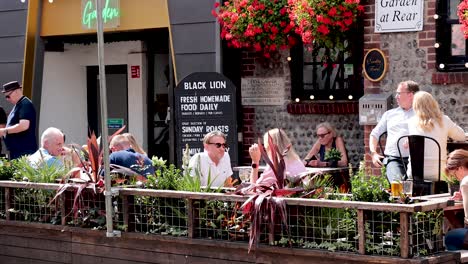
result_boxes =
[256,158,307,186]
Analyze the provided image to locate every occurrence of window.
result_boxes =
[289,26,364,101]
[436,0,468,71]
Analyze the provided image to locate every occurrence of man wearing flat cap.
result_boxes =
[0,81,37,159]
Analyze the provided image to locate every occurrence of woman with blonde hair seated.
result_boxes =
[122,132,147,156]
[407,91,465,181]
[249,128,306,186]
[303,122,348,167]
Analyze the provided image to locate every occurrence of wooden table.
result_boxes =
[232,165,348,174]
[232,166,351,191]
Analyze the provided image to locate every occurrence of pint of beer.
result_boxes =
[391,181,403,197]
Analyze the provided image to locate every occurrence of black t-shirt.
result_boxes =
[4,96,37,159]
[0,107,6,154]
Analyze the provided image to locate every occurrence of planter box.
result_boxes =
[0,181,457,263]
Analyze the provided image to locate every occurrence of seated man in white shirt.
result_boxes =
[28,127,65,168]
[188,131,233,187]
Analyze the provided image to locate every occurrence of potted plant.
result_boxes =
[444,173,460,196]
[324,148,342,167]
[288,0,364,60]
[458,0,468,38]
[213,0,297,58]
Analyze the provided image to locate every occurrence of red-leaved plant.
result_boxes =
[50,126,144,220]
[233,132,303,252]
[213,0,297,58]
[288,0,363,56]
[458,0,468,39]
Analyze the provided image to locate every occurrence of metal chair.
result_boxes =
[396,135,446,195]
[378,132,387,155]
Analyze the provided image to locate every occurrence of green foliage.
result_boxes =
[351,163,390,203]
[147,161,183,191]
[324,148,342,162]
[145,154,220,193]
[0,157,18,180]
[178,167,221,193]
[179,151,222,193]
[13,156,67,183]
[443,172,460,185]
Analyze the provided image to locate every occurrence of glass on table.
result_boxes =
[391,181,403,197]
[402,180,413,197]
[239,168,251,182]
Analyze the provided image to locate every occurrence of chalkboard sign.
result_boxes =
[363,49,387,82]
[174,72,238,167]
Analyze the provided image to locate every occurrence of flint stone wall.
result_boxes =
[244,50,364,167]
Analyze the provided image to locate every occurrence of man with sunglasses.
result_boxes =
[0,81,37,159]
[188,131,233,187]
[369,80,419,182]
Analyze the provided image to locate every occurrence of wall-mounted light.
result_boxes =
[49,0,54,3]
[433,14,439,20]
[20,0,26,3]
[348,95,353,100]
[465,62,468,68]
[287,56,291,61]
[439,63,445,69]
[309,95,314,100]
[329,95,334,100]
[434,43,440,48]
[295,98,300,102]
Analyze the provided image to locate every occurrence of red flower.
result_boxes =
[317,24,330,35]
[280,7,287,15]
[458,0,468,39]
[289,0,363,56]
[214,0,296,57]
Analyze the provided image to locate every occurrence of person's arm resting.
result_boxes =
[6,119,30,134]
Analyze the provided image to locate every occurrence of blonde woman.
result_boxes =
[249,128,306,185]
[122,133,147,156]
[407,91,465,180]
[303,122,348,167]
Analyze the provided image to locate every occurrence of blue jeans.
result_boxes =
[384,156,408,183]
[445,228,468,250]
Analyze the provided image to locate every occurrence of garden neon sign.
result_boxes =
[81,0,120,29]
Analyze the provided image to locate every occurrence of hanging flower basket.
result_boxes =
[213,0,297,58]
[458,0,468,39]
[288,0,364,54]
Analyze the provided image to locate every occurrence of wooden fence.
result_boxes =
[0,181,461,264]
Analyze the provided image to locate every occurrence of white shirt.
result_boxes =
[461,175,468,222]
[188,151,233,187]
[370,107,415,157]
[407,115,465,181]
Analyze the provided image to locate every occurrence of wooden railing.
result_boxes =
[0,181,454,259]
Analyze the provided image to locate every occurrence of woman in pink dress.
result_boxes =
[248,128,306,186]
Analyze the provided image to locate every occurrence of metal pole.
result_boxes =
[95,0,115,238]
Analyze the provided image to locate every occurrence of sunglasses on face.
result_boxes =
[317,132,330,138]
[208,142,228,148]
[4,91,14,99]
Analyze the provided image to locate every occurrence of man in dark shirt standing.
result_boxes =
[0,81,37,159]
[0,106,6,155]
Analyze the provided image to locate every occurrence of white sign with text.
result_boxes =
[375,0,424,33]
[241,77,284,105]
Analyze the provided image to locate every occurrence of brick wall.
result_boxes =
[362,0,382,173]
